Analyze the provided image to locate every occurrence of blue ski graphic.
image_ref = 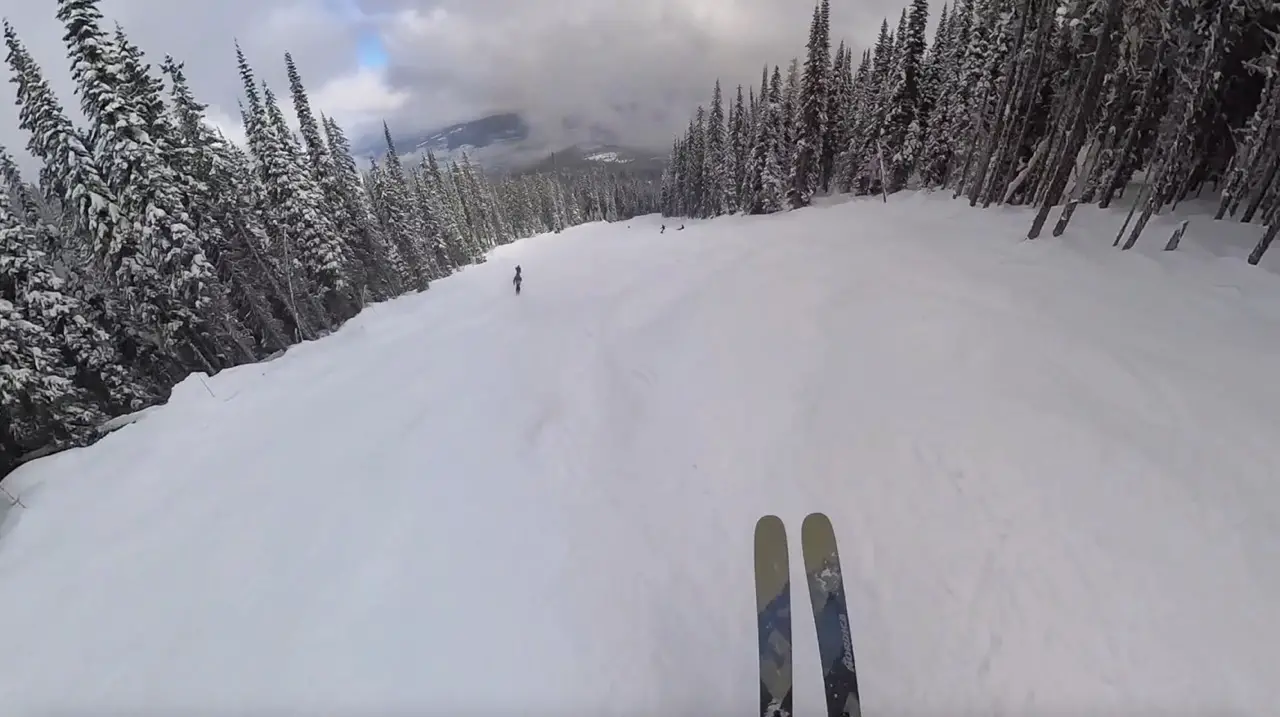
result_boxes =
[801,512,861,717]
[755,514,792,717]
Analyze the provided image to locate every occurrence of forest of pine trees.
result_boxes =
[0,0,659,477]
[663,0,1280,259]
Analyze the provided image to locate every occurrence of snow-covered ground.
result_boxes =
[1,191,1278,714]
[586,151,633,163]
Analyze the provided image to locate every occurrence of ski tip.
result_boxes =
[755,515,787,552]
[802,511,833,527]
[802,512,837,541]
[756,514,785,531]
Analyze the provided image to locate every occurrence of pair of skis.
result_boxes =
[755,512,860,717]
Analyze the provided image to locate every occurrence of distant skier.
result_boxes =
[513,265,522,295]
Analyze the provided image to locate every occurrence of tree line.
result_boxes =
[661,0,1280,258]
[0,0,659,478]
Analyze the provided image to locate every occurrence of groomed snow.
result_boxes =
[1,192,1278,714]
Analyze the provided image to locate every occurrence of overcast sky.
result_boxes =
[0,0,913,173]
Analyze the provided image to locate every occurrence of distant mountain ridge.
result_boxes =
[351,112,529,160]
[519,144,668,178]
[351,112,667,177]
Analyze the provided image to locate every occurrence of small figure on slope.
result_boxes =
[513,265,522,295]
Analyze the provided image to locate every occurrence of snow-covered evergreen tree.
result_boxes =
[779,58,802,177]
[0,185,104,461]
[705,80,728,217]
[423,151,470,265]
[2,145,152,415]
[745,66,788,214]
[787,0,831,208]
[161,57,302,352]
[322,114,404,297]
[373,122,433,286]
[881,0,930,191]
[821,41,852,191]
[728,85,749,212]
[57,0,234,374]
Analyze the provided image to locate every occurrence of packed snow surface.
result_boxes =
[2,192,1279,714]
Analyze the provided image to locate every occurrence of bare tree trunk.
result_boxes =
[967,0,1036,207]
[1164,219,1189,251]
[1247,222,1280,265]
[1121,155,1177,250]
[1077,124,1118,204]
[876,141,891,203]
[1098,41,1167,210]
[1027,0,1123,239]
[988,0,1055,208]
[1241,154,1280,223]
[232,217,316,342]
[951,21,1003,200]
[1002,135,1048,204]
[1030,89,1077,206]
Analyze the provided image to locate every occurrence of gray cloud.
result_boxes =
[1,0,909,175]
[369,0,901,151]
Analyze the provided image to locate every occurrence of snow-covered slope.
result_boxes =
[1,192,1278,714]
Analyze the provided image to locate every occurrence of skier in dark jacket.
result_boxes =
[513,265,522,295]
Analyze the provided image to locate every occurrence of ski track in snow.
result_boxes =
[0,192,1278,714]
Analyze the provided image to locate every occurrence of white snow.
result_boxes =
[2,191,1279,714]
[586,151,632,163]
